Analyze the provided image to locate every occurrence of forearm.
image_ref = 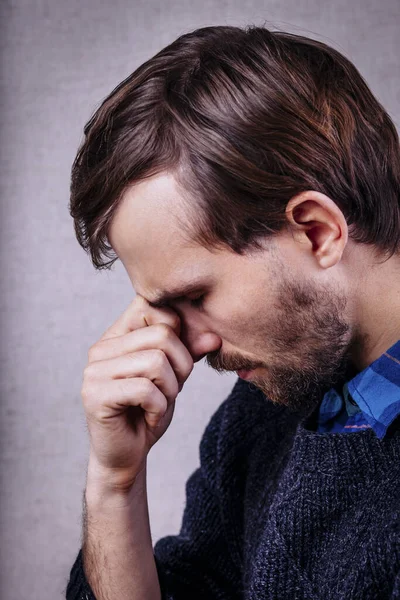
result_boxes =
[82,463,161,600]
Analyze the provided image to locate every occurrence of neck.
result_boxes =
[350,249,400,371]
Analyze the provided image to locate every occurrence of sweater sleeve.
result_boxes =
[65,381,244,600]
[152,393,243,600]
[391,571,400,599]
[65,547,96,599]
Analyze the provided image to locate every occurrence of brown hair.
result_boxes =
[69,24,400,270]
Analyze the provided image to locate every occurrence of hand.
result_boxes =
[81,295,194,493]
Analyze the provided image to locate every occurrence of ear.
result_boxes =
[285,190,348,268]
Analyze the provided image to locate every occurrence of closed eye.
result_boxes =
[189,294,205,310]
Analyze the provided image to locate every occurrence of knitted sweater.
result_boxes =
[66,377,400,599]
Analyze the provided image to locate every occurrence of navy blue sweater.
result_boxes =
[65,377,400,599]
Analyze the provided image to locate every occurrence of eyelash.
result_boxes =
[189,294,205,309]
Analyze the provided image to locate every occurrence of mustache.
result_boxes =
[205,349,262,373]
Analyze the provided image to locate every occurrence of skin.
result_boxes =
[107,171,400,417]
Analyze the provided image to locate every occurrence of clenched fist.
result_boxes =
[81,294,194,493]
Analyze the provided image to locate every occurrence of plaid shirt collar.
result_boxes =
[318,339,400,439]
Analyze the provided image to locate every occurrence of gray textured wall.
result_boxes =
[0,1,399,598]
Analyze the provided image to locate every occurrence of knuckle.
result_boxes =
[134,294,147,307]
[156,322,173,342]
[115,377,129,396]
[125,352,138,368]
[168,311,181,330]
[83,363,97,380]
[171,379,180,399]
[151,348,167,370]
[137,377,154,397]
[115,377,139,402]
[133,295,149,316]
[87,343,99,362]
[81,381,96,404]
[155,395,168,415]
[185,357,195,378]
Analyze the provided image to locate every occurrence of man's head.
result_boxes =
[70,25,400,415]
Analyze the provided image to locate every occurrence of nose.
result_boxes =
[189,334,223,363]
[179,320,223,363]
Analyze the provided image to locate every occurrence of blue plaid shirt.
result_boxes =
[317,339,400,438]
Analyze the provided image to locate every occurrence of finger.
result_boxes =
[89,323,194,386]
[100,295,181,341]
[84,349,180,403]
[84,377,168,428]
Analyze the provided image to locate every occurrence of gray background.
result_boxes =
[0,1,399,598]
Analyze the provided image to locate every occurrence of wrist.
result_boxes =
[85,457,147,505]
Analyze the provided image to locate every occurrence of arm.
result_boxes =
[66,463,161,600]
[66,385,244,600]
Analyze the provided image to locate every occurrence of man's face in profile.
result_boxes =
[108,171,357,416]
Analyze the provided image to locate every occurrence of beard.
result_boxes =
[205,266,362,418]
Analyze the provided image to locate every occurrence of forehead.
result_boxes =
[107,172,217,293]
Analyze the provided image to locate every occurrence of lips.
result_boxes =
[236,369,254,380]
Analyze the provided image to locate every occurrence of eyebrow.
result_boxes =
[146,280,206,309]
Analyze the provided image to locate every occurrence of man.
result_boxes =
[65,24,400,599]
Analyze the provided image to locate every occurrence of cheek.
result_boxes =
[232,298,274,342]
[214,304,254,338]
